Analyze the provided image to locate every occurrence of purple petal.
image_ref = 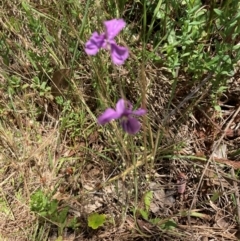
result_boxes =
[104,19,126,40]
[85,32,105,55]
[115,99,126,116]
[121,117,141,134]
[132,108,146,116]
[110,41,129,65]
[98,108,120,125]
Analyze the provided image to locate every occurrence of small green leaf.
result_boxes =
[149,217,161,225]
[48,199,58,215]
[55,207,69,224]
[21,1,30,12]
[189,20,205,25]
[60,207,69,222]
[22,83,29,89]
[161,220,177,230]
[167,29,176,44]
[180,210,208,219]
[230,20,237,28]
[66,217,79,229]
[211,191,222,202]
[214,105,221,112]
[139,209,148,220]
[144,191,153,211]
[213,9,222,16]
[233,44,240,50]
[88,213,106,229]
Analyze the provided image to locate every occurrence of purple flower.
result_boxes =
[98,99,146,134]
[85,19,129,65]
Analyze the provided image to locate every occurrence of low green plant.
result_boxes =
[7,75,22,96]
[31,76,51,97]
[141,0,240,106]
[30,190,68,223]
[138,190,153,221]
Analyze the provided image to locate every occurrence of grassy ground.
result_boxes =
[0,0,240,240]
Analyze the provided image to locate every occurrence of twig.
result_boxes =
[0,172,16,187]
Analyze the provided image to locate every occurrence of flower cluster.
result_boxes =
[85,19,146,134]
[98,99,146,135]
[85,19,129,65]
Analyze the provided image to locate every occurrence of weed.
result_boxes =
[30,189,78,235]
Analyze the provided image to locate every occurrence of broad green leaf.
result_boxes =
[88,213,106,229]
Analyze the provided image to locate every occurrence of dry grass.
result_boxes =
[0,0,240,241]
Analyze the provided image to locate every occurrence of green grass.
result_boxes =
[0,0,240,240]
